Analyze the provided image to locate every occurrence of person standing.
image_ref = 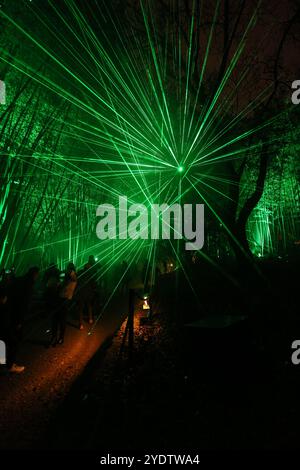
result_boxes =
[9,266,40,340]
[43,263,61,319]
[0,286,25,373]
[50,263,77,346]
[77,262,97,330]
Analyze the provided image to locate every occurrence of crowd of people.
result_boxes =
[0,253,176,375]
[0,255,101,374]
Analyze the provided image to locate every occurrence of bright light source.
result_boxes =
[178,166,184,173]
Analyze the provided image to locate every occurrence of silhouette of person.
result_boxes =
[77,261,97,330]
[0,285,25,373]
[9,266,40,338]
[50,263,77,345]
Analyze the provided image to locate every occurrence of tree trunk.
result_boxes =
[226,143,269,271]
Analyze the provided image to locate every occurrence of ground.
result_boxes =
[1,262,300,451]
[0,294,126,449]
[43,306,300,451]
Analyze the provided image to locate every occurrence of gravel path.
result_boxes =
[0,296,126,449]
